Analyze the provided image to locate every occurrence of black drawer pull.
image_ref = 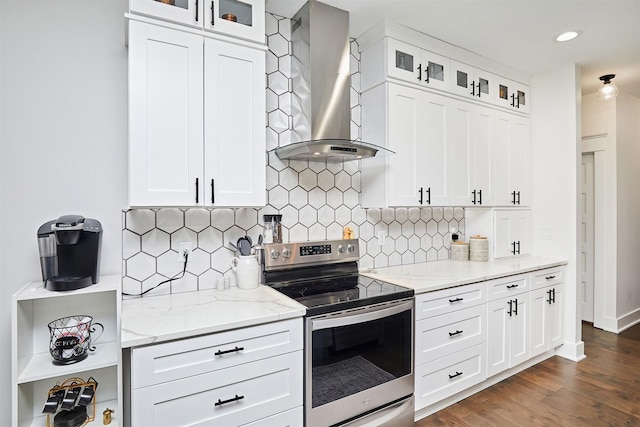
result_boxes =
[545,275,556,280]
[448,371,463,379]
[215,394,244,406]
[506,284,519,289]
[449,330,463,337]
[215,346,244,356]
[449,297,463,303]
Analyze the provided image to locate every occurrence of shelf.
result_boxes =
[17,341,120,384]
[19,399,119,427]
[14,275,119,302]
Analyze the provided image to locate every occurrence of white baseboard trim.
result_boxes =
[555,341,586,362]
[617,308,640,333]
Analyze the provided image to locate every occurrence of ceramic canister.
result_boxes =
[450,242,469,261]
[469,236,489,262]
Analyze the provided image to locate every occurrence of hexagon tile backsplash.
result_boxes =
[121,13,465,296]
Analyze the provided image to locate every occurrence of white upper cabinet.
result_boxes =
[450,60,495,103]
[494,209,531,258]
[128,20,265,207]
[493,111,530,206]
[449,101,494,207]
[130,0,265,43]
[128,21,204,207]
[494,76,530,114]
[361,83,451,207]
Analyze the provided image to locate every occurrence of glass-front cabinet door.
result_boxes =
[495,77,529,114]
[420,50,450,91]
[204,0,265,43]
[130,0,265,43]
[130,0,200,28]
[450,60,494,103]
[387,38,422,84]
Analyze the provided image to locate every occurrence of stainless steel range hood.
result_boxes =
[270,0,393,162]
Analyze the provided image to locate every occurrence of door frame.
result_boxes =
[581,135,606,329]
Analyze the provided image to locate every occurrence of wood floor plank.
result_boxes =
[415,322,640,426]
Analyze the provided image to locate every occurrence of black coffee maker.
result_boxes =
[37,215,102,291]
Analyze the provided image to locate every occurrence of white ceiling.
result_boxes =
[266,0,640,98]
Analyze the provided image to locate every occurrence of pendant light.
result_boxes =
[597,74,619,101]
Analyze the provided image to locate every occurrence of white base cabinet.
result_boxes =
[414,265,565,416]
[126,319,303,427]
[465,208,531,259]
[11,276,122,427]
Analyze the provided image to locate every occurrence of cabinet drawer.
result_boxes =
[487,274,529,300]
[239,407,303,427]
[415,282,486,320]
[531,266,564,290]
[416,304,486,364]
[415,343,486,410]
[131,319,302,388]
[131,351,303,427]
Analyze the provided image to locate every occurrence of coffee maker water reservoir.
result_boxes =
[37,215,102,291]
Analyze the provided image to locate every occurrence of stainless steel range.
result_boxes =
[262,239,415,426]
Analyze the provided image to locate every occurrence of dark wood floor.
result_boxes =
[416,322,640,426]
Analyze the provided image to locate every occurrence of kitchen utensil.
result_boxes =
[228,241,240,252]
[48,315,104,365]
[237,236,252,256]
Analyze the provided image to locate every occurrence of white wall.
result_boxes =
[614,93,640,326]
[530,64,584,361]
[0,1,128,424]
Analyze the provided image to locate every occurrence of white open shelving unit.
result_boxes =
[12,275,122,427]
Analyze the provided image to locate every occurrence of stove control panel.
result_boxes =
[263,239,360,270]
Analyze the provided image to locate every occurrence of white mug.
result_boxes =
[231,255,260,290]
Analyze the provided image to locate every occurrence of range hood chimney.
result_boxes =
[270,0,393,162]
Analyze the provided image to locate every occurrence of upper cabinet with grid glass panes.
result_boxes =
[129,0,265,43]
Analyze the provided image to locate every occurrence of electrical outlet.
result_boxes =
[178,242,192,262]
[377,231,386,246]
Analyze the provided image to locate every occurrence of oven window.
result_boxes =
[310,308,412,408]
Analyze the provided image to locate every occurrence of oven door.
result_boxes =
[305,298,414,427]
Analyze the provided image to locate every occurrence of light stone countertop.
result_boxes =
[121,285,306,348]
[360,256,568,294]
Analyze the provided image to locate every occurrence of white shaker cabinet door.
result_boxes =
[422,91,451,206]
[129,21,204,206]
[204,38,266,206]
[493,111,530,206]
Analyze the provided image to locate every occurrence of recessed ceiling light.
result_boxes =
[555,30,582,42]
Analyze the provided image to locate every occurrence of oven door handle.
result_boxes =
[311,300,413,331]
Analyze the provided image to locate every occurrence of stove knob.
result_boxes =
[282,248,292,258]
[270,249,280,259]
[338,245,346,254]
[347,244,356,253]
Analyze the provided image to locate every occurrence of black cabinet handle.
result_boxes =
[418,187,423,205]
[214,394,244,406]
[476,82,481,97]
[507,300,513,317]
[516,191,521,205]
[472,190,477,205]
[211,179,215,204]
[516,241,521,254]
[551,288,556,304]
[511,93,516,107]
[417,64,422,81]
[425,65,430,83]
[215,346,244,356]
[448,371,463,379]
[195,178,199,204]
[506,284,519,289]
[426,187,431,204]
[210,1,214,25]
[545,275,556,280]
[546,289,552,304]
[513,298,518,316]
[478,189,482,205]
[512,190,517,205]
[471,80,476,96]
[449,330,463,337]
[449,297,463,303]
[195,0,199,22]
[511,241,517,255]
